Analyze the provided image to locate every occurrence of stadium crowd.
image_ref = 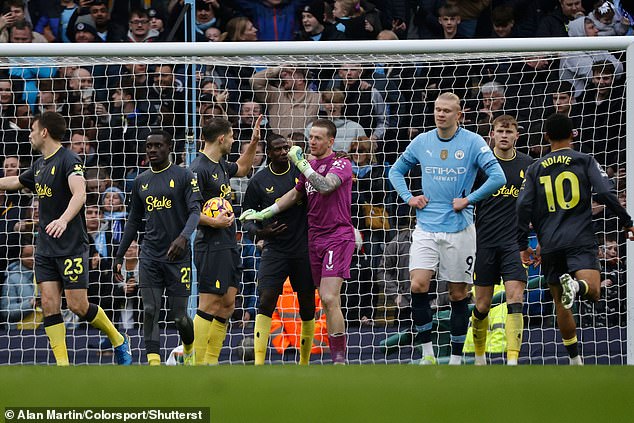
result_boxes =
[0,0,631,364]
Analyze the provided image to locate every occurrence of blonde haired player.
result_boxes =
[470,115,533,365]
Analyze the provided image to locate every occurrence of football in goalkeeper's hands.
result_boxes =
[202,197,233,218]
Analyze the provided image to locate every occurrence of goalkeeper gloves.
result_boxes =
[239,203,280,222]
[288,146,314,178]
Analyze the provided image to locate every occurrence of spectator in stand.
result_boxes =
[551,81,577,116]
[190,0,223,41]
[445,0,488,38]
[119,63,152,105]
[342,137,386,325]
[33,0,78,43]
[251,66,320,137]
[148,63,186,143]
[66,0,127,43]
[9,19,45,43]
[37,87,64,115]
[147,8,166,41]
[436,4,462,39]
[205,17,257,108]
[295,0,345,40]
[232,99,270,153]
[199,94,230,125]
[119,240,140,329]
[0,78,16,120]
[101,186,126,255]
[97,76,151,183]
[537,0,585,37]
[205,26,225,41]
[2,156,20,178]
[8,22,57,109]
[3,97,32,154]
[547,81,583,142]
[167,0,232,42]
[305,90,366,152]
[333,0,382,40]
[84,200,118,338]
[559,16,623,98]
[594,234,623,326]
[84,166,113,195]
[490,4,517,38]
[0,178,24,288]
[225,16,258,41]
[411,0,442,39]
[0,0,47,43]
[489,0,544,37]
[69,131,97,167]
[349,136,392,242]
[63,67,102,119]
[577,60,624,175]
[475,81,509,132]
[198,74,219,94]
[332,63,387,140]
[1,239,35,325]
[500,55,558,138]
[588,1,630,36]
[126,9,159,43]
[376,208,414,326]
[199,80,230,107]
[232,0,312,41]
[70,21,101,43]
[12,194,37,236]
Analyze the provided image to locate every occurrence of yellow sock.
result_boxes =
[205,319,228,365]
[471,312,488,357]
[299,319,315,365]
[183,342,194,355]
[254,314,272,366]
[147,353,161,366]
[45,322,69,366]
[193,314,213,365]
[89,306,124,347]
[506,312,524,362]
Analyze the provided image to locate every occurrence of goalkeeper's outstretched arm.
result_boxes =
[239,187,302,221]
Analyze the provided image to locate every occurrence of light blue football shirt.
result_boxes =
[389,127,505,233]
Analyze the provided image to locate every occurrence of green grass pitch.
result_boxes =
[1,366,634,422]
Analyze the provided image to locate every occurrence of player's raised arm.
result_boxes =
[235,114,263,177]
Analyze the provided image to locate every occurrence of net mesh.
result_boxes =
[0,49,628,364]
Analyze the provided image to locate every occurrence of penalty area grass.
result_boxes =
[1,365,633,422]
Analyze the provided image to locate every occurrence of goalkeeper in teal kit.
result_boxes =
[388,92,506,365]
